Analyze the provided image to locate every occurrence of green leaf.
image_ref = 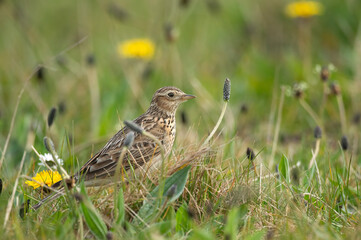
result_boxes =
[152,220,172,235]
[223,204,248,239]
[150,165,191,202]
[136,165,191,224]
[304,164,316,189]
[176,202,192,233]
[279,154,290,183]
[244,229,266,240]
[224,207,240,240]
[239,203,248,220]
[189,229,215,240]
[124,221,137,236]
[79,185,107,239]
[114,187,125,226]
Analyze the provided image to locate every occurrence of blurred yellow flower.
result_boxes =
[118,38,155,60]
[25,170,62,189]
[285,1,323,18]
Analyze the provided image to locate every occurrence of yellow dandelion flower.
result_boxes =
[117,38,155,60]
[285,1,323,18]
[25,170,62,189]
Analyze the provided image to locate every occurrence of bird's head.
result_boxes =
[149,86,196,114]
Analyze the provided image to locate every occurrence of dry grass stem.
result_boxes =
[320,82,328,120]
[250,161,301,182]
[308,139,321,169]
[267,73,279,143]
[270,87,285,167]
[3,151,27,229]
[336,95,347,134]
[203,102,228,146]
[31,146,55,173]
[0,67,40,170]
[299,99,322,128]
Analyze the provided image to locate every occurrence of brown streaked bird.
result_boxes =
[32,86,196,210]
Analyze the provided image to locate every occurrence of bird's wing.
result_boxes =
[76,115,165,182]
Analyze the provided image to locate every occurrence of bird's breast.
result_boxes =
[155,116,176,152]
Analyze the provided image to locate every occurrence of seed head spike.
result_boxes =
[47,107,57,127]
[124,132,135,148]
[166,184,177,199]
[106,232,114,240]
[314,126,322,139]
[36,66,45,81]
[124,120,144,134]
[86,54,95,66]
[19,199,30,219]
[320,66,329,82]
[341,135,348,151]
[246,147,255,161]
[43,137,56,153]
[330,82,341,95]
[223,78,231,101]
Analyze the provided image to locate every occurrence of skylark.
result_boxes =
[32,86,195,210]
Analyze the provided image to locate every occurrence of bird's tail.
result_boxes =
[31,191,65,210]
[31,179,70,210]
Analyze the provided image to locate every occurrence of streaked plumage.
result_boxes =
[32,86,195,210]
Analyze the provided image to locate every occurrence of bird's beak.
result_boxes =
[181,94,196,101]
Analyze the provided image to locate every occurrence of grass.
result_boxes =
[1,0,361,239]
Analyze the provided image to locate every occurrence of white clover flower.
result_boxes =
[38,153,64,168]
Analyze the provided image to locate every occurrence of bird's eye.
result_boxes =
[168,92,174,97]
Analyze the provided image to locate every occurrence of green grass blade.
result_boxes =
[279,154,290,183]
[136,165,191,224]
[79,185,107,239]
[114,187,125,227]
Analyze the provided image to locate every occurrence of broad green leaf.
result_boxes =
[124,221,137,236]
[189,229,215,240]
[79,185,107,239]
[239,203,248,225]
[136,165,191,224]
[176,202,192,233]
[222,204,248,239]
[152,220,172,235]
[224,207,240,240]
[163,205,176,221]
[244,229,266,240]
[279,155,290,183]
[150,165,191,202]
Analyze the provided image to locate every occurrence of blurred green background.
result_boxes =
[1,1,361,238]
[1,0,361,171]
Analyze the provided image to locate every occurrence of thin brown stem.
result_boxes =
[0,67,39,170]
[299,98,322,128]
[113,147,128,196]
[203,102,228,146]
[320,82,328,122]
[309,139,322,193]
[267,73,279,144]
[337,95,347,134]
[270,87,285,167]
[3,151,27,230]
[309,139,321,169]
